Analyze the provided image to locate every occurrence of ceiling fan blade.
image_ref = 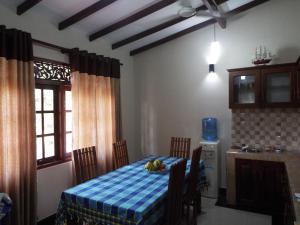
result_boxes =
[178,0,192,7]
[196,10,225,18]
[178,7,197,18]
[195,10,213,18]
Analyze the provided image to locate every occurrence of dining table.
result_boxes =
[55,155,206,225]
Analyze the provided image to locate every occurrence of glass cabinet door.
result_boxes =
[229,69,260,108]
[265,73,290,103]
[262,66,295,106]
[233,75,256,104]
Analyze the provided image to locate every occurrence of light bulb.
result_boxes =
[207,41,221,64]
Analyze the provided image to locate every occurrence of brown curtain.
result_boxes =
[0,26,36,225]
[70,49,121,173]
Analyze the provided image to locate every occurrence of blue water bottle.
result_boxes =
[202,118,218,141]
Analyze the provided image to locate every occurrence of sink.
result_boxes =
[240,148,262,153]
[238,145,262,153]
[231,145,263,153]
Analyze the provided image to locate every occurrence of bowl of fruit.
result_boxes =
[144,159,166,173]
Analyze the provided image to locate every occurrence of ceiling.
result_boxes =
[3,0,269,55]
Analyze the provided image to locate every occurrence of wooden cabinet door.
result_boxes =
[236,159,256,208]
[296,69,300,104]
[261,65,297,107]
[297,57,300,104]
[236,159,286,215]
[256,161,284,213]
[229,69,260,108]
[281,168,295,225]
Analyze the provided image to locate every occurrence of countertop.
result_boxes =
[227,149,300,225]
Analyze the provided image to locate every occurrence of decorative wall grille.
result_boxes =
[34,60,71,83]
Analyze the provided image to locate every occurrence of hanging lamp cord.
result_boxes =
[213,23,216,42]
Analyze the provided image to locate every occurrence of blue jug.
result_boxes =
[202,118,218,141]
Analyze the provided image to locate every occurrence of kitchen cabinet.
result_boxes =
[257,161,285,213]
[236,159,294,225]
[228,59,299,109]
[236,159,284,213]
[261,65,296,107]
[236,159,256,208]
[281,168,295,225]
[229,70,260,108]
[296,61,300,104]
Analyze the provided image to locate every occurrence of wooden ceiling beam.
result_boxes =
[89,0,177,41]
[130,19,215,56]
[58,0,118,30]
[112,5,207,50]
[112,17,188,50]
[225,0,269,17]
[112,1,229,49]
[17,0,43,15]
[130,0,270,56]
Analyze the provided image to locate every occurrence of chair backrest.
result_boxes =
[166,159,187,225]
[186,146,202,200]
[169,137,191,159]
[72,146,98,184]
[113,140,129,169]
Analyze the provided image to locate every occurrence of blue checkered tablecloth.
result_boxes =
[0,193,12,225]
[56,156,206,225]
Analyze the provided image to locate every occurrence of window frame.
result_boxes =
[35,80,72,169]
[34,57,72,169]
[35,83,60,166]
[61,85,72,160]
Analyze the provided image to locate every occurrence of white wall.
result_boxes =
[0,1,139,220]
[133,0,300,188]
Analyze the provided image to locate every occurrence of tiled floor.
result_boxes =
[38,197,272,225]
[197,197,272,225]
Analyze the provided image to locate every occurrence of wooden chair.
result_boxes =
[169,137,191,159]
[165,159,187,225]
[183,146,202,224]
[72,146,98,184]
[113,140,129,169]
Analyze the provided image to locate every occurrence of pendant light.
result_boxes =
[207,24,221,73]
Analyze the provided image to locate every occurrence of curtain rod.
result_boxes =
[32,39,124,66]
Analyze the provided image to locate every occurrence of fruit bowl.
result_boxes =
[144,159,166,173]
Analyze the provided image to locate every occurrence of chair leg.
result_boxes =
[183,199,200,225]
[193,200,198,219]
[196,192,202,214]
[186,204,190,225]
[197,198,201,213]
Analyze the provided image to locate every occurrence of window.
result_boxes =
[34,58,72,168]
[35,85,57,163]
[63,87,73,154]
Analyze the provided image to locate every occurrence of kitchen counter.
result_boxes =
[226,149,300,225]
